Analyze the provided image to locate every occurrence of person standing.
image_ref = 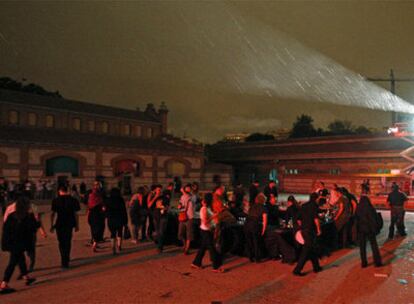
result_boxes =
[355,188,382,268]
[233,182,245,209]
[249,180,260,205]
[154,195,170,253]
[87,182,105,252]
[129,187,144,244]
[1,195,37,294]
[50,186,80,268]
[332,187,352,249]
[264,180,278,202]
[147,185,162,241]
[191,193,223,272]
[178,184,195,255]
[0,177,8,215]
[244,193,268,263]
[293,193,322,276]
[387,184,408,239]
[106,188,128,255]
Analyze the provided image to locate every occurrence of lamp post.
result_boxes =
[366,69,414,124]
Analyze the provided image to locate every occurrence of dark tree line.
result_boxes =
[0,76,62,98]
[241,114,372,142]
[289,114,371,138]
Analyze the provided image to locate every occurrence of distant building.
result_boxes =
[222,133,250,143]
[0,89,230,192]
[208,134,414,195]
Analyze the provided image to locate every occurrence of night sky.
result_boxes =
[1,1,414,142]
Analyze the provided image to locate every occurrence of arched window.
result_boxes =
[135,125,142,137]
[73,118,81,131]
[166,160,186,177]
[46,114,55,128]
[28,112,38,126]
[147,127,153,138]
[124,124,131,136]
[88,120,95,132]
[113,159,140,177]
[46,156,79,177]
[101,121,109,134]
[8,110,19,125]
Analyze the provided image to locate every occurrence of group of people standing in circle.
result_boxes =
[0,178,409,294]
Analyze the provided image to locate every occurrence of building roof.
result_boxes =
[0,126,203,155]
[207,134,412,162]
[0,89,159,123]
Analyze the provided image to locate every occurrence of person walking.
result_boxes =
[293,193,322,276]
[4,195,47,273]
[87,182,105,252]
[106,188,128,255]
[355,189,382,268]
[191,193,223,272]
[244,193,268,263]
[50,185,80,268]
[387,184,408,239]
[1,195,37,294]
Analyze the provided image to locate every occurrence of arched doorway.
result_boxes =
[45,156,79,187]
[46,156,79,177]
[166,160,188,193]
[113,159,140,195]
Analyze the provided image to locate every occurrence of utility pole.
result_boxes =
[366,69,414,124]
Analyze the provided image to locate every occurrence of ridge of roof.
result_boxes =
[0,89,159,123]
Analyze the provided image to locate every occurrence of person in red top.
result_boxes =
[87,182,105,252]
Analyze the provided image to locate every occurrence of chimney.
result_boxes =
[158,102,169,134]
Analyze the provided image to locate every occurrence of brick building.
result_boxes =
[208,134,414,195]
[0,89,231,192]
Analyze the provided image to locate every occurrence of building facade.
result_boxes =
[0,89,231,192]
[208,134,414,195]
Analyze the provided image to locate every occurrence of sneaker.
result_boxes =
[212,267,225,273]
[292,271,306,277]
[313,266,323,273]
[0,287,16,294]
[25,278,36,286]
[191,264,202,270]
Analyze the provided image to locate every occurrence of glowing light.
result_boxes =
[175,2,414,114]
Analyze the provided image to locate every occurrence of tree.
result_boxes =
[0,76,62,97]
[289,114,318,138]
[245,133,275,142]
[327,120,354,135]
[354,126,371,135]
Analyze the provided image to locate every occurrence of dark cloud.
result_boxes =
[1,1,413,142]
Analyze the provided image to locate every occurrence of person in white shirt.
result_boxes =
[191,193,224,273]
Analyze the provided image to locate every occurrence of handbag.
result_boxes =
[123,225,132,240]
[178,211,188,222]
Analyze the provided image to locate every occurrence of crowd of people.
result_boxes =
[0,178,409,294]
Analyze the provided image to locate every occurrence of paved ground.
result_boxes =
[0,208,414,304]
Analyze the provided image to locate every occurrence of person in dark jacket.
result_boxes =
[106,188,128,255]
[355,191,382,268]
[50,186,80,268]
[248,181,260,205]
[293,193,322,276]
[1,195,36,294]
[244,192,268,263]
[387,183,408,239]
